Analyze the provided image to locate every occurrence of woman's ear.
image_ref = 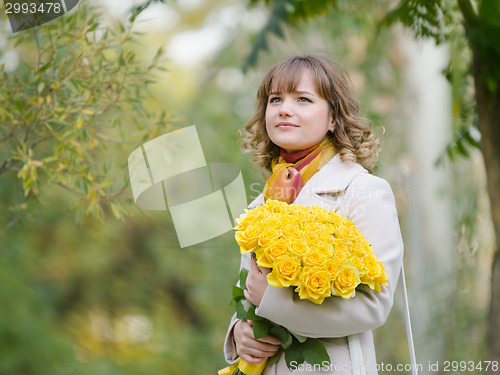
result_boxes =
[328,117,336,132]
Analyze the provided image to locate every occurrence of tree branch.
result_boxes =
[0,158,17,174]
[457,0,478,30]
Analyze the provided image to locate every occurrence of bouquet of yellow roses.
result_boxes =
[219,199,388,375]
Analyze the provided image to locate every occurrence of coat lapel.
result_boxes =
[296,154,367,197]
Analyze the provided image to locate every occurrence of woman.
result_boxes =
[223,55,404,374]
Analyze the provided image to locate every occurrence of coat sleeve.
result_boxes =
[254,174,404,338]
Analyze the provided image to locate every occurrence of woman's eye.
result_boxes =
[298,97,312,103]
[269,97,281,103]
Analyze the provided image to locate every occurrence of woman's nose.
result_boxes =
[279,99,293,117]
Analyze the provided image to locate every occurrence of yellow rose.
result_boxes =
[295,208,314,223]
[303,247,328,267]
[350,255,367,278]
[363,254,381,278]
[265,199,288,214]
[235,224,262,254]
[283,212,300,226]
[267,254,301,288]
[282,223,301,239]
[302,230,320,246]
[361,254,388,291]
[332,239,349,252]
[287,238,310,259]
[321,222,336,235]
[335,225,358,240]
[295,266,332,304]
[310,205,330,222]
[332,264,360,299]
[262,214,283,230]
[316,242,333,258]
[332,248,350,265]
[284,203,301,215]
[318,229,334,243]
[257,239,289,268]
[330,212,346,227]
[234,206,265,231]
[254,246,264,260]
[302,221,323,233]
[258,227,281,247]
[351,238,372,257]
[323,259,339,277]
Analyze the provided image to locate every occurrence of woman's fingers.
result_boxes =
[234,319,281,361]
[258,334,281,346]
[244,261,271,307]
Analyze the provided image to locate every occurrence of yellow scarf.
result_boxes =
[263,139,336,203]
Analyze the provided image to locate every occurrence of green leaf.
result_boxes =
[267,348,284,367]
[232,285,245,301]
[240,268,249,289]
[253,320,271,339]
[302,338,330,366]
[291,331,307,343]
[37,61,52,73]
[236,300,247,319]
[479,0,500,28]
[243,0,338,69]
[37,82,45,93]
[463,128,480,148]
[270,325,292,349]
[285,341,305,370]
[109,202,122,220]
[49,118,72,127]
[246,305,257,321]
[435,122,481,166]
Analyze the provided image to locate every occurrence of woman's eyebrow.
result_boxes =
[295,90,315,96]
[269,90,315,96]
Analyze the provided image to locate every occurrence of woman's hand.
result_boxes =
[233,319,281,364]
[244,255,271,307]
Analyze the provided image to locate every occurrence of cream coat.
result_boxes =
[224,154,404,374]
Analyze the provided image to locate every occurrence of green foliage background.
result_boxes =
[0,0,493,374]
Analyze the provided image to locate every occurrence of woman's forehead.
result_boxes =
[268,68,317,95]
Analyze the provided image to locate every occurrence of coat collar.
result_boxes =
[248,154,367,209]
[303,153,367,195]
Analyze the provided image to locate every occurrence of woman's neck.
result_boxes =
[280,145,319,164]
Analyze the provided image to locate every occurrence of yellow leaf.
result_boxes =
[96,133,109,140]
[31,165,37,182]
[76,116,83,129]
[110,203,121,219]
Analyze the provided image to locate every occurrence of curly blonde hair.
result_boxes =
[241,55,381,173]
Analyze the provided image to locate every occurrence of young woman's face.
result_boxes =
[265,69,334,153]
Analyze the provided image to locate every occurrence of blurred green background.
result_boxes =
[0,0,496,374]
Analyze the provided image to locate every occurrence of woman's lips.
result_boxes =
[277,122,299,128]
